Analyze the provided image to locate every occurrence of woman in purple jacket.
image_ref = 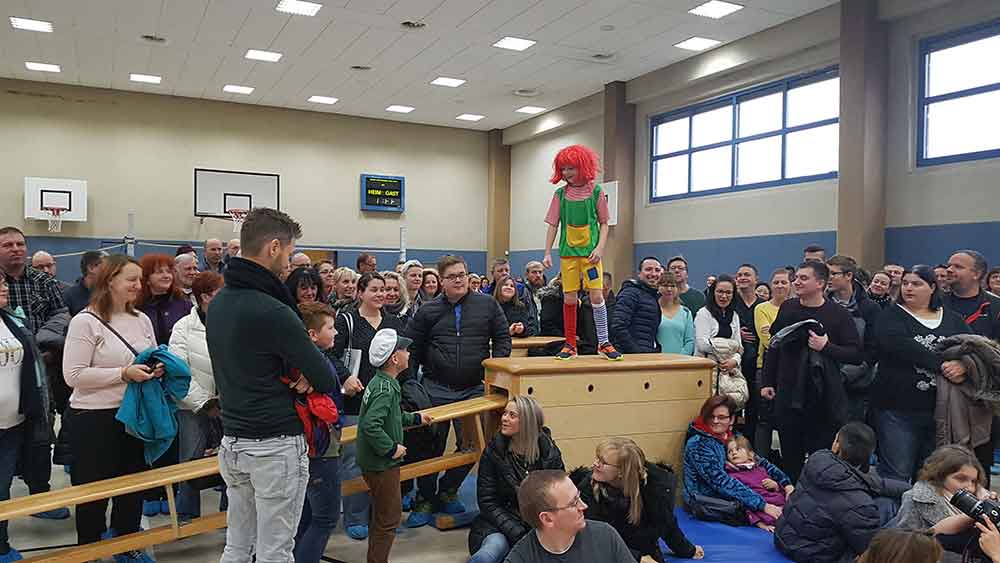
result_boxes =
[137,254,193,345]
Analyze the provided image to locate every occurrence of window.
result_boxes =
[650,67,839,201]
[917,19,1000,166]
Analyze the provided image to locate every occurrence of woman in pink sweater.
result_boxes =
[62,255,163,562]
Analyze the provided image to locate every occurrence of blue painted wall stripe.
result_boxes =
[885,221,1000,269]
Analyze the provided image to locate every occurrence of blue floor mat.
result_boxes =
[662,510,792,562]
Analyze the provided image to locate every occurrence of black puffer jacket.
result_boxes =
[775,450,908,563]
[468,429,564,553]
[610,279,662,354]
[572,463,696,561]
[405,291,512,390]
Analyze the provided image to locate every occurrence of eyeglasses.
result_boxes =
[547,493,585,512]
[829,271,847,277]
[594,456,619,469]
[443,272,468,282]
[714,289,733,296]
[709,415,732,422]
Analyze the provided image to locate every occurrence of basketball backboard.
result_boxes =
[194,168,280,218]
[24,177,88,222]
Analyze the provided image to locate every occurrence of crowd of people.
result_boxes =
[1,212,999,563]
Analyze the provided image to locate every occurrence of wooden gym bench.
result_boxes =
[0,392,508,563]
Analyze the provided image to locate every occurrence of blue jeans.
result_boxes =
[219,434,309,563]
[0,423,24,553]
[176,410,207,518]
[468,532,510,563]
[873,408,936,483]
[416,379,484,502]
[294,457,341,563]
[338,415,370,527]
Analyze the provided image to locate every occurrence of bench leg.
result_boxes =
[164,484,179,537]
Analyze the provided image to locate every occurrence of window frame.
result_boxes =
[916,18,1000,167]
[649,66,840,203]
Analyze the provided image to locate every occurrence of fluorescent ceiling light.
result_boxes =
[246,49,283,62]
[515,105,546,114]
[456,114,485,122]
[224,84,254,94]
[688,1,744,19]
[130,73,162,84]
[674,36,721,51]
[431,76,466,87]
[493,36,536,51]
[308,95,338,105]
[276,0,322,16]
[25,61,60,73]
[9,17,53,32]
[385,105,415,113]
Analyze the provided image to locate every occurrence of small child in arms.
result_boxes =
[725,436,794,532]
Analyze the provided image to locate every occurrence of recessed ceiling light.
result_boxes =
[9,17,53,32]
[246,49,283,62]
[456,114,485,122]
[25,62,60,73]
[689,1,744,19]
[224,84,254,95]
[600,24,616,32]
[308,95,338,105]
[386,105,415,113]
[515,106,546,115]
[350,65,372,71]
[431,77,466,88]
[401,21,426,29]
[493,36,536,51]
[130,73,162,84]
[674,36,721,51]
[276,0,322,16]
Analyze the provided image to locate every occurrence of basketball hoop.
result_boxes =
[227,209,249,232]
[42,207,67,233]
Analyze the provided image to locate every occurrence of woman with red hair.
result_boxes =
[541,144,620,361]
[137,254,193,346]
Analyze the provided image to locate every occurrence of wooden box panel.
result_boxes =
[542,400,704,440]
[555,432,688,470]
[493,369,709,407]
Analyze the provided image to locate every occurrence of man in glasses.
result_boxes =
[404,254,512,525]
[826,255,880,424]
[506,470,633,563]
[667,256,705,314]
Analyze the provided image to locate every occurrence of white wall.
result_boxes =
[0,78,488,252]
[884,0,1000,229]
[509,116,604,253]
[631,7,841,246]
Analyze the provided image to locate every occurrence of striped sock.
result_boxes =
[593,301,610,346]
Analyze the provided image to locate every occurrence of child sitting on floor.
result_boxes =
[725,435,793,532]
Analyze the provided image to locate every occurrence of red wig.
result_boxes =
[549,144,600,185]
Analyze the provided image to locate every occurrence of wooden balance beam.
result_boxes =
[0,392,509,563]
[509,336,564,357]
[483,353,715,469]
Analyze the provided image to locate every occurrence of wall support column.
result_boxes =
[602,81,637,283]
[486,129,512,269]
[837,0,888,270]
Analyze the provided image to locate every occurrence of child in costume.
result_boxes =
[541,144,622,361]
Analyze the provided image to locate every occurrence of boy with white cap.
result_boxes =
[358,328,434,563]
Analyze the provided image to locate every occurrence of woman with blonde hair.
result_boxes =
[857,529,941,563]
[467,396,564,563]
[328,267,358,314]
[573,437,704,561]
[380,270,411,323]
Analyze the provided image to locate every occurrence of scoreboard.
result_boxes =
[360,174,405,213]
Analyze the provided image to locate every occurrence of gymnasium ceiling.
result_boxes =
[0,0,837,131]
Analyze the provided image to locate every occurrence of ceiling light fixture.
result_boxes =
[493,36,536,51]
[386,105,415,113]
[401,21,426,29]
[130,73,162,84]
[25,62,60,73]
[515,106,546,114]
[689,1,744,19]
[456,114,485,122]
[9,17,53,32]
[246,49,283,62]
[674,36,721,51]
[350,65,372,71]
[431,76,466,87]
[308,95,338,105]
[223,84,255,95]
[276,0,322,16]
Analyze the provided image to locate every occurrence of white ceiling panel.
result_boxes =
[0,0,835,130]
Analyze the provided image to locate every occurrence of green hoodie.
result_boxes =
[357,370,421,473]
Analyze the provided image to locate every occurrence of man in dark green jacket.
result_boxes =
[358,328,433,563]
[206,208,338,563]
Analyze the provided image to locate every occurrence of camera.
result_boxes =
[950,489,1000,525]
